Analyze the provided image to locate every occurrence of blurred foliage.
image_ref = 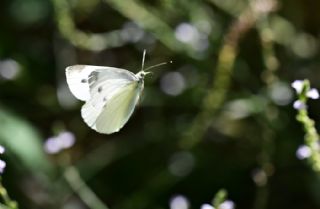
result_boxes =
[1,0,320,209]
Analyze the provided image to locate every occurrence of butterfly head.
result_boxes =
[137,49,172,81]
[136,70,151,81]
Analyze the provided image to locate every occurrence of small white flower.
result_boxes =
[296,145,311,160]
[0,145,5,154]
[291,80,304,93]
[220,200,235,209]
[170,195,189,209]
[307,88,319,99]
[293,100,306,110]
[0,159,6,173]
[200,204,215,209]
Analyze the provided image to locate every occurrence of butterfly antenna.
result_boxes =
[141,49,146,71]
[145,61,173,72]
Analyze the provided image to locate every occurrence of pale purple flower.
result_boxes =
[44,131,76,154]
[57,131,75,149]
[44,137,61,154]
[0,145,5,154]
[0,159,6,173]
[291,80,304,94]
[170,195,189,209]
[307,88,320,99]
[293,100,306,110]
[296,145,311,159]
[200,204,215,209]
[220,200,235,209]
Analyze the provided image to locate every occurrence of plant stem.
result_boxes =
[0,179,18,209]
[63,166,109,209]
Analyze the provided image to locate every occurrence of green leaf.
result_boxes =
[0,106,53,175]
[212,189,227,208]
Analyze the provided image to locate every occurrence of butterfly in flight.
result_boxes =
[66,50,170,134]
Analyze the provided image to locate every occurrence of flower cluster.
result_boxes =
[291,80,319,110]
[0,145,6,173]
[44,131,76,154]
[291,79,320,171]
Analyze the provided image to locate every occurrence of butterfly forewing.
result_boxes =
[66,65,137,101]
[65,65,96,101]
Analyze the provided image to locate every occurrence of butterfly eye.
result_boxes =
[98,86,103,93]
[81,79,87,83]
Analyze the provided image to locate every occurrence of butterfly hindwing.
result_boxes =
[81,78,134,130]
[95,82,143,134]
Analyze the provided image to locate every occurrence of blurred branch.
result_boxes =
[175,0,218,29]
[114,170,178,209]
[252,13,279,209]
[258,16,279,84]
[73,139,177,209]
[180,0,278,149]
[208,0,305,49]
[76,138,145,181]
[252,117,275,209]
[104,0,187,53]
[64,166,110,209]
[52,0,126,51]
[207,0,247,16]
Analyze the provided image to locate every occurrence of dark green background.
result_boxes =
[1,0,320,209]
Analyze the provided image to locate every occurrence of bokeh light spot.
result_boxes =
[168,151,195,177]
[268,82,293,106]
[0,59,20,80]
[160,72,186,96]
[170,195,189,209]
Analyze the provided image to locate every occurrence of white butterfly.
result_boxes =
[66,50,169,134]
